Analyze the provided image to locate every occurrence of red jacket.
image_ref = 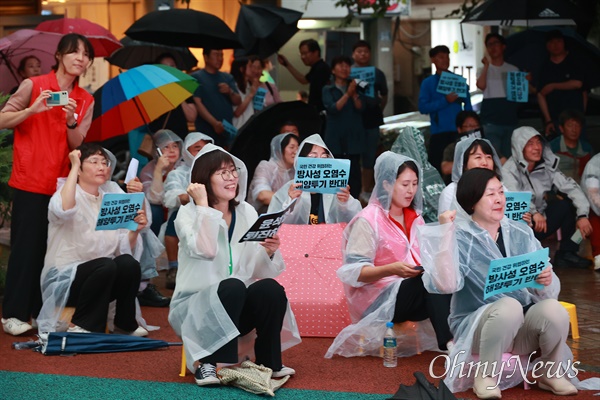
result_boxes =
[9,71,93,195]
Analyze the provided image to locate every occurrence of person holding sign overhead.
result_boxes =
[326,152,452,359]
[419,168,576,398]
[37,143,148,336]
[170,144,300,386]
[268,134,362,225]
[418,45,472,174]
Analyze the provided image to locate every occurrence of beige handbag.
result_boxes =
[137,134,154,159]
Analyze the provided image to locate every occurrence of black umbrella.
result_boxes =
[461,0,587,27]
[388,372,457,400]
[234,4,303,59]
[105,37,198,71]
[230,101,322,185]
[505,27,600,89]
[38,332,181,355]
[125,8,241,49]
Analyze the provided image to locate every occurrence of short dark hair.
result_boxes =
[190,151,240,211]
[484,33,506,46]
[545,29,564,42]
[77,143,108,168]
[155,52,176,64]
[559,109,585,127]
[455,111,481,129]
[461,139,498,174]
[352,40,371,52]
[456,168,502,215]
[203,48,221,56]
[280,134,299,154]
[53,33,94,71]
[330,55,352,70]
[429,45,450,58]
[299,39,320,55]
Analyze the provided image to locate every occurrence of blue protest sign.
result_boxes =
[222,120,238,141]
[96,192,145,231]
[253,87,267,111]
[294,157,351,194]
[504,191,531,223]
[350,66,375,98]
[506,71,528,103]
[436,71,468,98]
[484,247,548,300]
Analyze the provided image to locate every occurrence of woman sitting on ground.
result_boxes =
[169,144,300,386]
[268,134,362,224]
[248,133,299,214]
[421,167,577,398]
[326,152,452,359]
[37,143,148,336]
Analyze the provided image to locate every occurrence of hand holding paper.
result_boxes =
[124,158,139,184]
[260,234,280,258]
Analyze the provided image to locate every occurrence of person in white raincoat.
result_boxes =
[247,133,300,213]
[268,134,362,224]
[438,137,502,215]
[581,153,600,270]
[38,143,147,336]
[162,132,214,289]
[419,167,581,398]
[325,152,452,359]
[169,144,301,386]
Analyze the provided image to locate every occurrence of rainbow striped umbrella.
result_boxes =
[86,64,198,142]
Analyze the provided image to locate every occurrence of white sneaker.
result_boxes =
[67,325,91,334]
[272,365,296,378]
[113,326,148,337]
[2,318,33,336]
[594,255,600,270]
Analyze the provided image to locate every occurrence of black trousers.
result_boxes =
[66,255,141,333]
[534,197,578,253]
[202,278,288,370]
[392,275,453,350]
[333,153,362,199]
[428,131,457,174]
[2,189,50,321]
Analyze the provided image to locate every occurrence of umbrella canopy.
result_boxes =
[505,26,600,89]
[389,372,457,399]
[39,331,179,355]
[0,29,61,94]
[461,0,587,27]
[275,223,351,337]
[230,101,322,185]
[125,8,241,49]
[35,17,122,57]
[86,64,199,142]
[234,4,302,59]
[105,37,198,71]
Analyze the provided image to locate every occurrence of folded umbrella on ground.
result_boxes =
[389,372,457,400]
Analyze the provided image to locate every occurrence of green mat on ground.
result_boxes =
[0,371,389,400]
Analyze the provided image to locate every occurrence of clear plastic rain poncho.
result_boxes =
[247,133,297,212]
[438,137,502,215]
[267,134,362,224]
[163,132,214,210]
[140,129,184,205]
[37,158,143,333]
[325,152,439,359]
[416,205,579,392]
[168,144,301,372]
[580,153,600,216]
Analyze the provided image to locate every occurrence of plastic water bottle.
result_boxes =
[383,321,397,367]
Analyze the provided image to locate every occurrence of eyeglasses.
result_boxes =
[84,158,110,168]
[307,152,331,159]
[214,167,240,180]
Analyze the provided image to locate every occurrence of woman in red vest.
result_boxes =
[0,33,95,335]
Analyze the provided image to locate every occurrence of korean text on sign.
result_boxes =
[239,199,297,242]
[350,66,375,98]
[96,192,145,231]
[504,191,531,223]
[483,247,549,300]
[295,157,351,195]
[506,71,528,103]
[436,71,468,98]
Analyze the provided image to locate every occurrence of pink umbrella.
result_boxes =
[276,223,351,338]
[0,29,61,94]
[36,17,122,57]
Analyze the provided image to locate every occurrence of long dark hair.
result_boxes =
[230,57,248,94]
[190,151,240,211]
[396,160,419,209]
